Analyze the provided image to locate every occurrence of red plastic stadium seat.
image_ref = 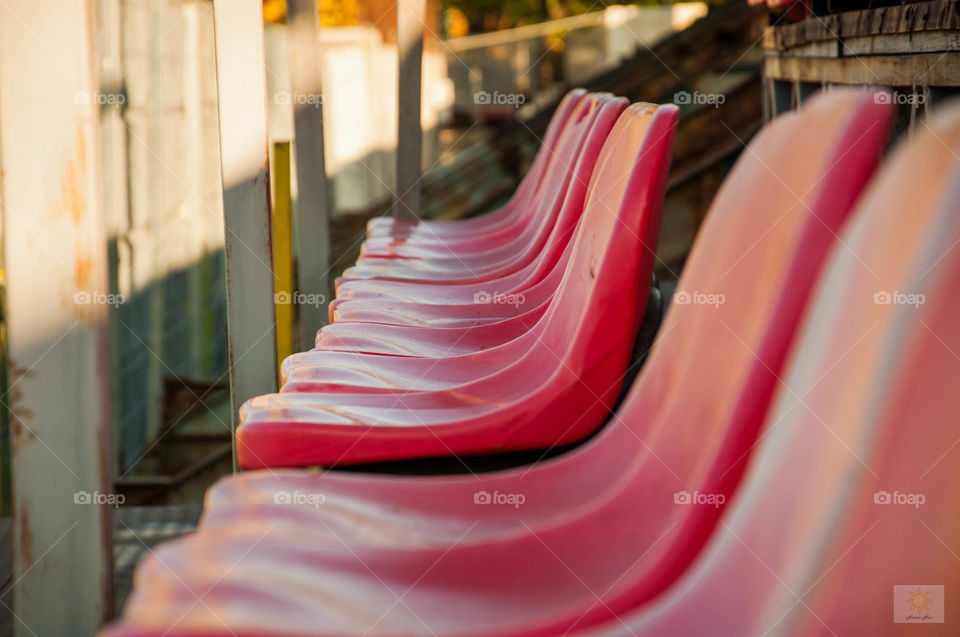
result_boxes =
[300,96,626,354]
[360,89,583,245]
[579,88,960,637]
[337,96,622,286]
[357,90,584,261]
[327,235,569,327]
[204,91,893,548]
[236,102,679,468]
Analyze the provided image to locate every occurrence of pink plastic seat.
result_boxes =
[329,287,551,327]
[216,89,890,541]
[359,90,584,244]
[330,233,566,310]
[313,94,601,341]
[337,96,621,287]
[236,102,678,468]
[212,87,893,539]
[357,91,584,260]
[328,234,569,323]
[306,303,546,357]
[574,95,960,637]
[299,98,624,353]
[328,232,575,329]
[331,213,579,308]
[102,90,905,637]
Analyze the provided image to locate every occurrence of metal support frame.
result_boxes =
[212,0,278,468]
[395,0,426,219]
[0,1,113,633]
[286,0,332,345]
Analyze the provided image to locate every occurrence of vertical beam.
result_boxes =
[0,0,113,633]
[272,141,295,378]
[212,0,278,468]
[771,78,793,117]
[395,0,425,219]
[96,0,128,473]
[762,76,772,123]
[286,0,331,345]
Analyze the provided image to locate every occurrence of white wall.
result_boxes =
[265,24,454,214]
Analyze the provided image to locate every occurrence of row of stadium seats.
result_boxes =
[105,88,960,636]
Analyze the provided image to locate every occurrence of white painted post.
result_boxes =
[0,0,113,633]
[212,0,279,468]
[286,0,332,346]
[396,0,426,219]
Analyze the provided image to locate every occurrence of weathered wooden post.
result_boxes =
[286,0,333,346]
[395,0,426,219]
[212,0,279,468]
[0,1,113,633]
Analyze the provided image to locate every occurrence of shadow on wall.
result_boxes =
[105,140,403,490]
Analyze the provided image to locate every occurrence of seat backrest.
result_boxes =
[616,89,892,447]
[470,94,628,278]
[610,99,960,637]
[495,95,627,291]
[488,91,604,251]
[376,88,585,238]
[511,89,586,211]
[439,103,674,409]
[512,102,678,375]
[728,100,960,637]
[558,90,894,620]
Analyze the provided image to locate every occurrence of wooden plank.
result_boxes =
[395,0,425,219]
[285,0,331,347]
[772,39,840,57]
[272,142,294,380]
[770,0,960,50]
[0,0,113,633]
[842,31,960,56]
[212,0,278,469]
[764,52,960,86]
